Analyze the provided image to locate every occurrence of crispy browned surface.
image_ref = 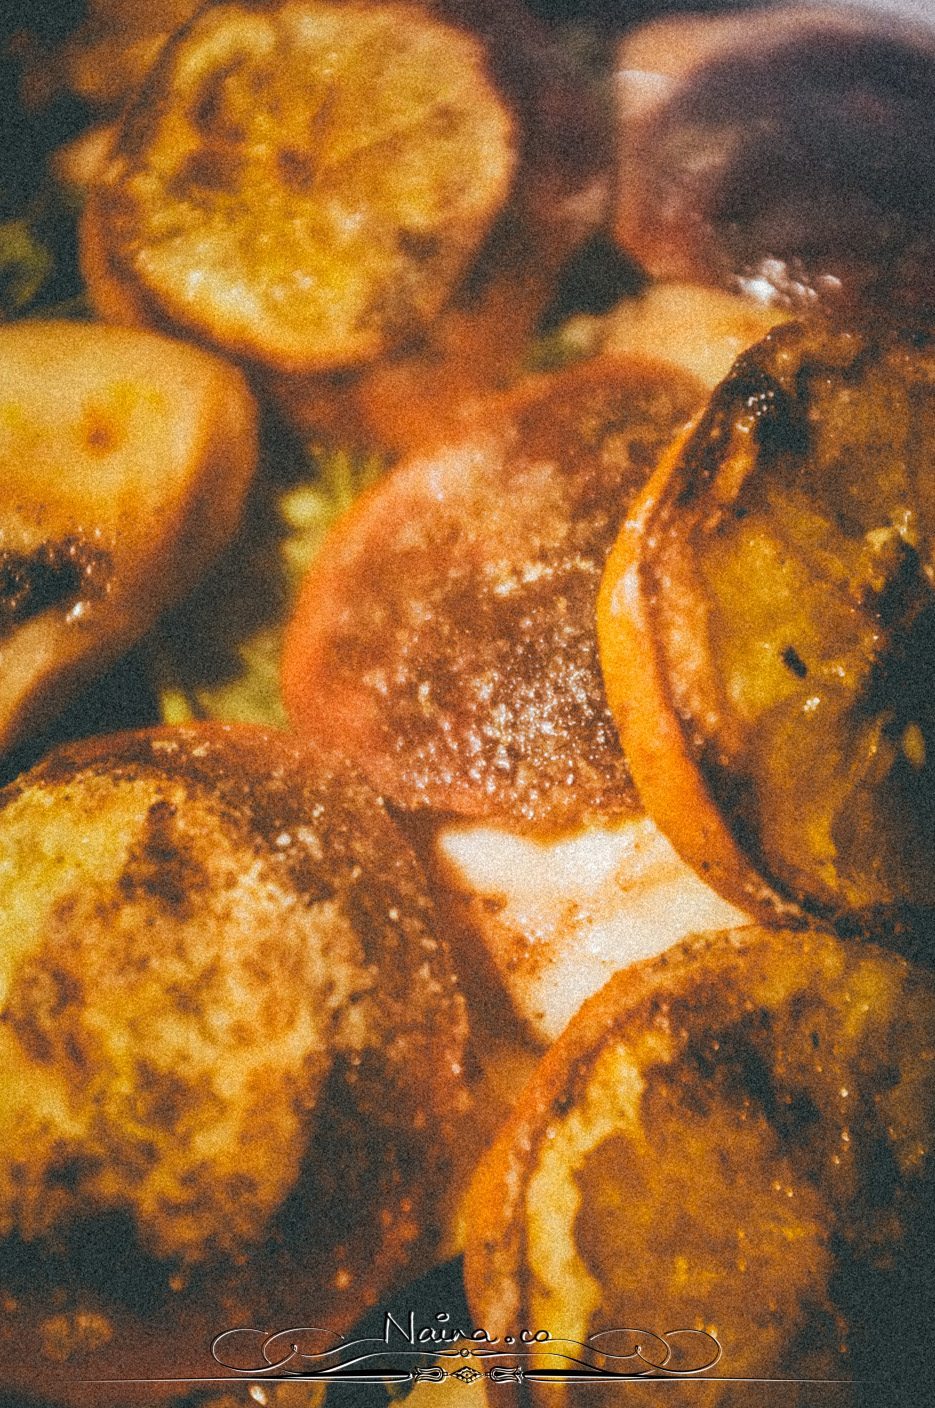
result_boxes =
[601,321,935,937]
[284,357,704,833]
[465,926,935,1406]
[87,0,517,375]
[612,7,935,316]
[0,724,468,1400]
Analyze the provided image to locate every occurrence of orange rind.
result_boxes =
[598,321,935,936]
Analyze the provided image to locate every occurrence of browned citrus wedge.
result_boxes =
[464,925,935,1404]
[84,0,517,375]
[598,320,935,937]
[0,320,257,756]
[0,724,467,1404]
[283,356,705,834]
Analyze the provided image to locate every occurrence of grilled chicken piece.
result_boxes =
[436,814,741,1043]
[465,925,935,1406]
[0,320,256,756]
[82,0,517,376]
[612,6,935,315]
[598,320,935,940]
[0,724,468,1404]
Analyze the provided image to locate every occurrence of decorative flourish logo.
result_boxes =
[80,1312,867,1391]
[206,1315,724,1386]
[81,1308,864,1391]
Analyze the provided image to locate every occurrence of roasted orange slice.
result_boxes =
[84,0,517,375]
[464,925,935,1404]
[598,321,935,936]
[283,357,704,834]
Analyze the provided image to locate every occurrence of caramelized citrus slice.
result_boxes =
[599,321,935,935]
[85,0,517,374]
[283,357,704,833]
[0,320,256,756]
[0,724,467,1401]
[465,926,935,1402]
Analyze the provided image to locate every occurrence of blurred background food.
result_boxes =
[83,2,519,374]
[612,4,935,314]
[0,320,257,756]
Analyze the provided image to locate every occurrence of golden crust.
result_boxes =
[86,0,518,375]
[0,724,468,1400]
[464,925,935,1403]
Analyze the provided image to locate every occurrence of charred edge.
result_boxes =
[782,646,809,678]
[0,538,112,636]
[694,745,811,922]
[672,375,748,508]
[738,367,810,459]
[674,335,811,508]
